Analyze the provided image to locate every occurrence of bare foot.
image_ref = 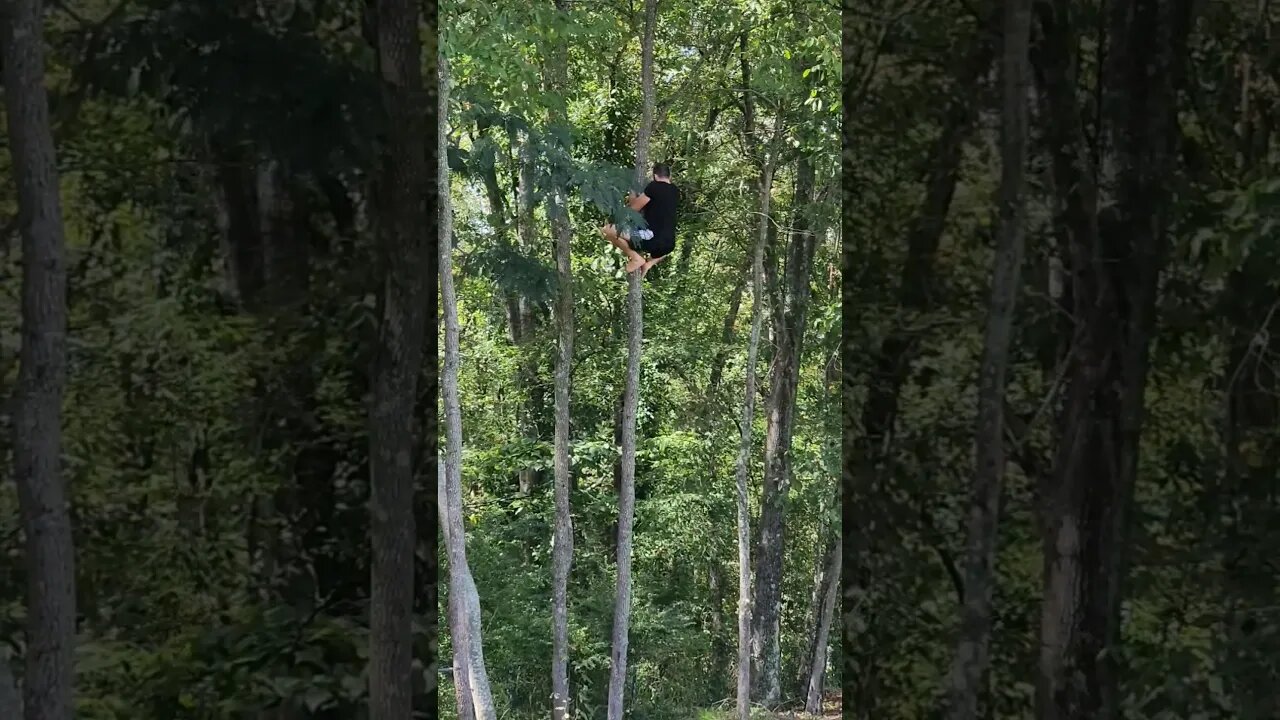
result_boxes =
[625,256,645,273]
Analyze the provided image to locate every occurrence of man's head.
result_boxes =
[653,163,671,180]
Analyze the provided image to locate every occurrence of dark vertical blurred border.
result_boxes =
[419,0,441,717]
[838,1,856,716]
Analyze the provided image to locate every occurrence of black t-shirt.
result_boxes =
[641,180,679,252]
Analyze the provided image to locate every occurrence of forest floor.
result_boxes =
[701,690,841,720]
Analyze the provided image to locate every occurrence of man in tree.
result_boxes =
[600,162,680,275]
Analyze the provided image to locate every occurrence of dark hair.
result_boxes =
[653,163,671,178]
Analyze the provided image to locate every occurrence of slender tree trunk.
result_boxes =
[516,133,544,496]
[804,539,840,715]
[438,469,497,720]
[1033,2,1193,718]
[479,127,542,496]
[367,0,429,716]
[548,64,577,720]
[607,1,656,717]
[795,504,834,700]
[844,29,994,717]
[439,52,499,720]
[449,587,476,720]
[2,3,76,719]
[751,156,818,707]
[944,0,1030,717]
[444,109,477,717]
[541,2,578,717]
[709,272,748,392]
[732,161,772,720]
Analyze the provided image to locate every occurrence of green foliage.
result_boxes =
[3,2,433,717]
[440,0,839,718]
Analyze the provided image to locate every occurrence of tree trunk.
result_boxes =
[804,538,840,715]
[709,272,748,392]
[548,62,577,720]
[515,133,544,497]
[751,155,818,707]
[445,99,477,720]
[944,0,1030,716]
[1033,2,1193,718]
[843,29,994,717]
[367,0,430,716]
[1,3,77,719]
[541,2,578,716]
[439,52,499,720]
[438,468,498,720]
[607,0,656,717]
[732,161,772,720]
[449,586,476,720]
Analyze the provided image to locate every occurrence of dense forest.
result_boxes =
[2,1,440,718]
[439,0,839,719]
[843,1,1280,719]
[7,0,1279,719]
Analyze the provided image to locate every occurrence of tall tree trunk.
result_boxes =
[438,467,497,720]
[843,29,994,717]
[751,155,818,706]
[479,128,542,496]
[795,500,834,700]
[2,3,76,719]
[607,0,656,717]
[542,2,578,717]
[709,272,748,392]
[803,538,840,715]
[439,52,499,720]
[443,51,475,720]
[548,59,577,720]
[449,587,476,720]
[1034,2,1193,718]
[515,134,544,497]
[945,0,1030,716]
[732,161,772,720]
[367,0,430,716]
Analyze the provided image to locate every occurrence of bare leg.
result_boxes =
[601,224,645,272]
[640,254,668,276]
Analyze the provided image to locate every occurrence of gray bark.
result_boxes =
[367,0,430,716]
[548,68,577,720]
[438,468,497,720]
[543,2,577,717]
[733,162,773,720]
[515,134,543,497]
[2,2,77,719]
[944,0,1030,717]
[441,53,475,720]
[449,586,476,720]
[751,156,818,707]
[439,52,499,720]
[804,539,840,715]
[549,179,575,719]
[607,0,656,717]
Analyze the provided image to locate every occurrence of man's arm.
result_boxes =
[626,191,650,211]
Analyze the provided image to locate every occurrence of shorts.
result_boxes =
[624,228,674,258]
